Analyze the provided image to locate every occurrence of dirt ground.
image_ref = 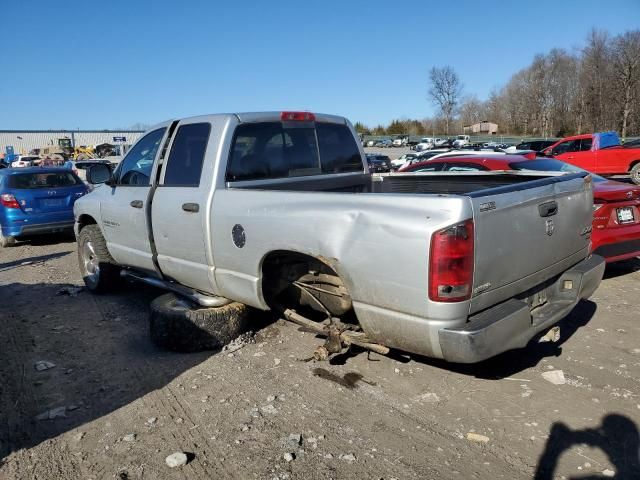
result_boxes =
[1,238,639,480]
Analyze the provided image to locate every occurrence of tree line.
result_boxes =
[356,28,640,139]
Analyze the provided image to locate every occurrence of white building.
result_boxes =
[0,130,145,155]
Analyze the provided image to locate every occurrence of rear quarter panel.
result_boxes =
[210,188,472,314]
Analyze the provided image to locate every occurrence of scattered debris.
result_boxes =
[283,452,295,462]
[339,453,356,462]
[538,326,560,343]
[222,332,255,354]
[466,433,490,443]
[287,434,302,447]
[122,433,136,442]
[260,404,278,415]
[602,469,615,477]
[146,417,157,425]
[417,392,440,403]
[34,360,56,371]
[541,370,566,385]
[165,452,189,468]
[35,406,66,420]
[267,395,277,402]
[253,351,266,357]
[56,286,84,297]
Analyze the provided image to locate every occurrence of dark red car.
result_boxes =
[400,155,640,263]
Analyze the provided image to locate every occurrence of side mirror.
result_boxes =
[86,163,113,185]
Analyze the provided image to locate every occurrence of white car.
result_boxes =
[452,135,470,148]
[415,138,434,152]
[390,153,418,169]
[426,149,509,162]
[11,155,41,168]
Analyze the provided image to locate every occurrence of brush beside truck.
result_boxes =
[543,131,640,185]
[74,111,605,363]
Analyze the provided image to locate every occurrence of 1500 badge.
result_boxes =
[103,220,120,228]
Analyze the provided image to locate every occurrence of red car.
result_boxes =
[542,132,640,185]
[400,154,640,263]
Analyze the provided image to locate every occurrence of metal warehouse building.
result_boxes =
[0,130,145,155]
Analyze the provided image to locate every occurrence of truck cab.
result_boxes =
[544,132,640,184]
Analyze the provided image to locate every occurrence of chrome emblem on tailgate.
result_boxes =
[545,219,555,236]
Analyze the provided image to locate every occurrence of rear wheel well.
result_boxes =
[629,160,640,170]
[261,251,355,322]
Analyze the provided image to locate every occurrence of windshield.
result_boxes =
[508,159,607,182]
[8,171,82,189]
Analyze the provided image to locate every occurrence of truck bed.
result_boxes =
[227,170,572,196]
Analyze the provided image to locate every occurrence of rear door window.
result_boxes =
[8,172,82,189]
[163,123,211,187]
[579,138,593,151]
[316,123,363,174]
[227,122,363,182]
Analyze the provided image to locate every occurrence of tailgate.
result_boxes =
[469,173,593,314]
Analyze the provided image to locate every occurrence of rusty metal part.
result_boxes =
[313,346,329,361]
[325,323,343,353]
[283,309,390,358]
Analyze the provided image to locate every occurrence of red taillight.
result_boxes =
[429,219,474,302]
[1,194,20,209]
[281,111,315,122]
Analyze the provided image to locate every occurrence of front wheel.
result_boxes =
[77,225,120,292]
[630,163,640,185]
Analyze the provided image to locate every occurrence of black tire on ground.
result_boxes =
[77,224,120,292]
[630,163,640,185]
[0,229,16,248]
[149,293,250,352]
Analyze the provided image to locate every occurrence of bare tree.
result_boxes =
[428,66,463,135]
[611,30,640,138]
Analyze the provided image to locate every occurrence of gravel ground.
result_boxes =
[1,238,639,479]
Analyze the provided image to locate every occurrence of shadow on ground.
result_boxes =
[603,257,640,279]
[0,279,271,463]
[0,251,71,272]
[534,414,640,479]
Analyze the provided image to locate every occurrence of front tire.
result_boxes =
[149,293,250,352]
[630,163,640,185]
[77,225,120,292]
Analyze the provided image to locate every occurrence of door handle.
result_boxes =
[130,200,143,208]
[538,201,558,217]
[565,156,574,159]
[182,202,200,213]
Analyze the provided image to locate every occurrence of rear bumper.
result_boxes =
[2,220,75,238]
[438,254,605,363]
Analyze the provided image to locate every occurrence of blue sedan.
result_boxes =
[0,167,88,247]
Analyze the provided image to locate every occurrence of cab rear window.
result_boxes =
[7,172,82,189]
[227,122,363,182]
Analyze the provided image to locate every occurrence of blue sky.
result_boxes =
[2,0,639,129]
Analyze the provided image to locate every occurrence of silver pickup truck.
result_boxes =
[74,111,605,363]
